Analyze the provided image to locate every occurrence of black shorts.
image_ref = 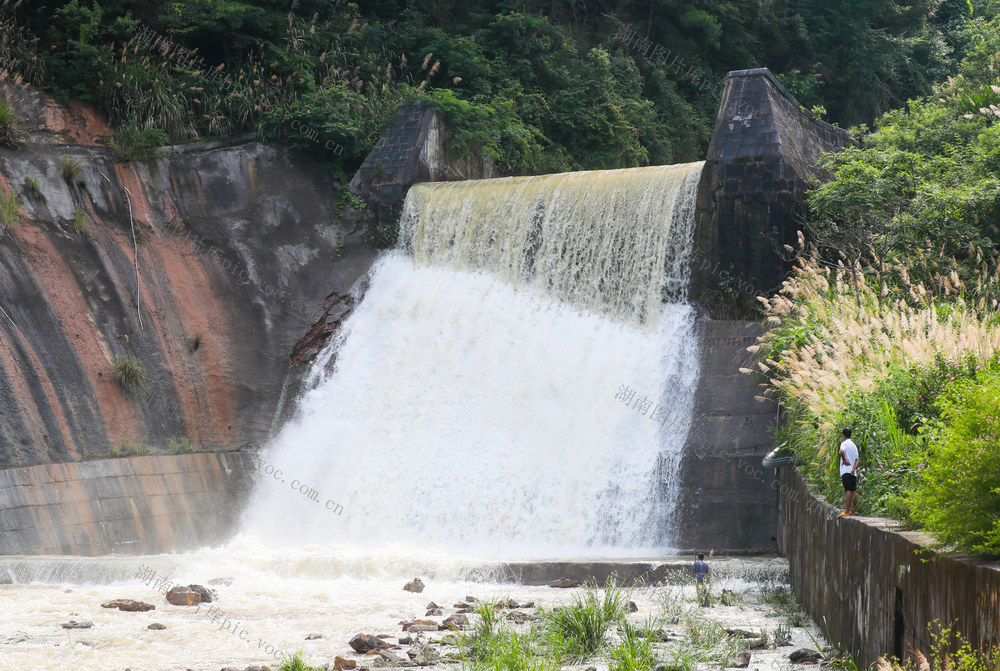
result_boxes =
[842,473,857,491]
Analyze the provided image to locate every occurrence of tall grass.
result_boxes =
[0,96,23,148]
[460,602,557,671]
[540,584,630,661]
[753,247,1000,472]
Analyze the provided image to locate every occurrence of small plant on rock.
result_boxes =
[0,185,20,231]
[73,203,87,234]
[0,97,24,148]
[25,176,45,203]
[110,353,149,391]
[60,155,83,183]
[168,436,196,454]
[277,650,320,671]
[111,438,152,457]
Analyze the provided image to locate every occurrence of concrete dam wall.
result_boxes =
[0,452,254,556]
[0,68,847,557]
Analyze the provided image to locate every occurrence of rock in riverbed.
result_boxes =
[403,578,425,593]
[548,577,577,588]
[61,620,93,629]
[789,648,823,664]
[441,614,468,630]
[349,633,389,653]
[102,599,155,612]
[334,656,357,670]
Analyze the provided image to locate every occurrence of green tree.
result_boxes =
[907,375,1000,554]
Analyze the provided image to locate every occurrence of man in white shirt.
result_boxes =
[839,428,860,517]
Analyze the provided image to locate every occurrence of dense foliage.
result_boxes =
[808,8,1000,289]
[745,2,1000,556]
[0,0,992,178]
[756,250,1000,554]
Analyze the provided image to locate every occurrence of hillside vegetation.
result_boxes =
[0,0,992,179]
[757,10,1000,555]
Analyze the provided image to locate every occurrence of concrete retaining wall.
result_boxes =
[778,468,1000,667]
[0,452,255,555]
[673,319,779,553]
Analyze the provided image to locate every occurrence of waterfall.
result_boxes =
[242,162,704,558]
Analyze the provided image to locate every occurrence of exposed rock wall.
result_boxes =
[779,468,1000,668]
[0,452,254,555]
[0,83,378,467]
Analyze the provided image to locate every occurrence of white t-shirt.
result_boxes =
[839,438,859,475]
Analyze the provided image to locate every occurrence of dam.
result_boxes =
[3,67,993,671]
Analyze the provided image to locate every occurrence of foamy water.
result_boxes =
[0,550,815,671]
[241,163,704,556]
[0,162,724,668]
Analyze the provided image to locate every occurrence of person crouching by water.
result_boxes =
[692,553,709,586]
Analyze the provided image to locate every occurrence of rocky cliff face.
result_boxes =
[0,83,377,467]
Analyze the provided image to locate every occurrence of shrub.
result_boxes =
[110,353,149,391]
[877,622,998,671]
[906,375,1000,554]
[107,117,168,161]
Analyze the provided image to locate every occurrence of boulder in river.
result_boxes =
[334,656,357,670]
[101,599,155,612]
[349,633,389,653]
[403,578,425,593]
[147,623,166,630]
[61,620,93,629]
[730,651,752,668]
[441,614,468,630]
[165,586,202,606]
[789,648,823,664]
[548,577,577,588]
[185,584,216,603]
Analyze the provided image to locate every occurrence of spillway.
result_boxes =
[242,162,705,558]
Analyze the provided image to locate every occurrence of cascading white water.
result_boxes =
[242,162,704,558]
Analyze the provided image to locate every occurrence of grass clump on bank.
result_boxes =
[880,622,999,671]
[111,438,152,457]
[540,585,629,661]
